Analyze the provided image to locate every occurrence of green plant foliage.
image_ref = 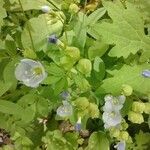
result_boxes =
[0,0,149,149]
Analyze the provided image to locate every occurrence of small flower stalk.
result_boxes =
[102,95,126,129]
[15,59,47,88]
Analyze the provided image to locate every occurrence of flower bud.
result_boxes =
[77,59,92,75]
[144,103,150,114]
[88,103,99,118]
[48,34,58,44]
[128,111,144,124]
[142,69,150,78]
[119,131,129,141]
[121,84,133,96]
[132,102,145,113]
[69,3,80,14]
[41,5,51,13]
[110,128,120,138]
[65,46,80,61]
[74,97,90,110]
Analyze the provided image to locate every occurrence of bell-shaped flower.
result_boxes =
[75,117,82,132]
[56,101,73,117]
[15,59,47,88]
[102,110,122,129]
[114,141,126,150]
[60,91,70,100]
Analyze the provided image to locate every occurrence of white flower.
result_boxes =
[103,95,126,112]
[114,141,126,150]
[102,111,122,129]
[41,5,51,13]
[75,117,82,131]
[15,59,47,88]
[57,101,73,117]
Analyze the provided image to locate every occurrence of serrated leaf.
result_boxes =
[21,14,63,51]
[85,132,109,150]
[92,0,150,58]
[96,64,150,95]
[87,7,106,26]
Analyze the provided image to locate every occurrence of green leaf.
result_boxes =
[87,7,106,26]
[3,60,17,90]
[11,0,53,11]
[85,131,109,150]
[88,40,109,60]
[0,0,7,29]
[92,0,150,58]
[0,81,12,97]
[21,14,63,51]
[0,99,24,117]
[96,64,150,95]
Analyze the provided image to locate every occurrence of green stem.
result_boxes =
[18,0,35,51]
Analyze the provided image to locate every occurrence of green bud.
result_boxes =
[88,103,99,118]
[121,122,129,130]
[132,102,145,113]
[77,58,92,75]
[110,128,120,138]
[121,84,133,96]
[119,131,129,141]
[128,111,144,124]
[144,103,150,114]
[65,46,80,61]
[75,97,90,110]
[23,49,37,59]
[60,56,74,70]
[69,3,80,14]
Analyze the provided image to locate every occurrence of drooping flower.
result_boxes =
[56,101,73,117]
[47,34,58,44]
[41,5,51,13]
[142,69,150,78]
[114,141,126,150]
[75,117,82,132]
[60,91,70,100]
[15,59,47,88]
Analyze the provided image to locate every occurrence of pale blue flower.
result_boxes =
[75,117,81,132]
[56,101,73,117]
[48,34,58,44]
[15,59,47,88]
[41,5,51,13]
[60,91,70,100]
[102,111,122,129]
[142,69,150,78]
[114,141,126,150]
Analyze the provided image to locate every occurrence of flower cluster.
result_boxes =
[102,95,126,129]
[128,101,147,124]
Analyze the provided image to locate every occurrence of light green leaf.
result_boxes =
[87,7,106,26]
[88,40,109,60]
[97,64,150,95]
[92,0,150,58]
[85,131,109,150]
[11,0,53,11]
[0,99,24,117]
[21,14,63,51]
